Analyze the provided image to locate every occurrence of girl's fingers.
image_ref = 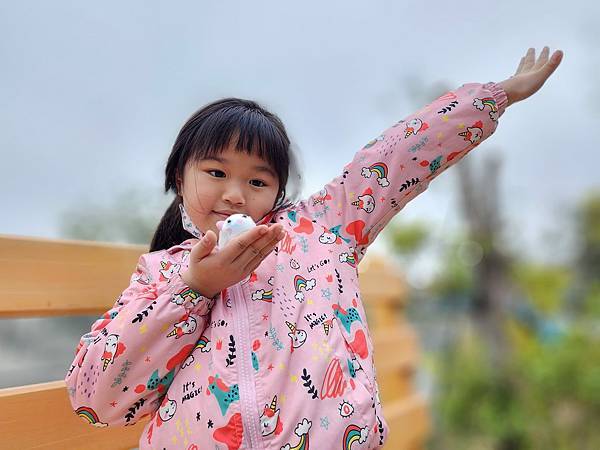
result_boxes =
[514,56,525,76]
[234,225,284,269]
[190,230,217,261]
[241,229,285,272]
[522,48,536,71]
[533,46,550,70]
[540,50,563,80]
[220,225,270,262]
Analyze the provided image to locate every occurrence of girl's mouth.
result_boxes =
[213,211,231,220]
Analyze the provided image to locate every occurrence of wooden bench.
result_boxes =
[0,234,429,449]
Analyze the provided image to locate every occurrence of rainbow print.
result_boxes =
[366,163,388,180]
[344,253,356,268]
[290,433,309,450]
[343,424,369,449]
[477,97,498,112]
[294,275,308,292]
[76,406,107,427]
[194,335,210,351]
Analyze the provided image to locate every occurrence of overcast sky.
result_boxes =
[2,1,598,284]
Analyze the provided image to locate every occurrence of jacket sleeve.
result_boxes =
[64,250,216,427]
[295,82,508,262]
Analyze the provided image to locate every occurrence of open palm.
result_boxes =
[498,47,564,106]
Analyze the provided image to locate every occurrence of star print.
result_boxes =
[262,314,269,321]
[337,211,342,216]
[110,401,117,407]
[380,197,385,203]
[268,363,274,371]
[145,356,151,362]
[290,374,298,383]
[457,123,465,129]
[207,419,214,428]
[139,324,148,334]
[196,412,201,421]
[122,386,128,392]
[321,288,332,301]
[320,416,330,430]
[276,264,285,272]
[442,115,449,122]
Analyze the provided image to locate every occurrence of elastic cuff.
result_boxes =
[169,273,219,314]
[483,81,509,118]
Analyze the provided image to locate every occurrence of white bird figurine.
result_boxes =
[217,214,256,248]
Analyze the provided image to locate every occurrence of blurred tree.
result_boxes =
[456,153,522,370]
[58,187,171,245]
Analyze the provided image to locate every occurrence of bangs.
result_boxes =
[188,103,289,172]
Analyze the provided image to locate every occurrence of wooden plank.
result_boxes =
[382,394,430,450]
[0,235,146,318]
[373,326,420,403]
[0,380,148,449]
[358,255,407,305]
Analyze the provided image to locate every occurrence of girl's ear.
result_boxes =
[175,173,182,195]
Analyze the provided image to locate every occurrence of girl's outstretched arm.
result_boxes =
[296,47,562,262]
[64,248,216,427]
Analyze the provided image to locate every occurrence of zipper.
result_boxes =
[231,281,263,449]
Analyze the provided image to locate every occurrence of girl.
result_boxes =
[65,47,563,449]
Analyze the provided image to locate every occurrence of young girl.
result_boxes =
[65,47,563,449]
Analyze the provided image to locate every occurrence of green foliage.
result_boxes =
[574,191,600,282]
[383,218,430,256]
[511,263,572,314]
[433,325,600,449]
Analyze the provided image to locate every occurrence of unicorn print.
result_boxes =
[259,395,283,436]
[285,321,307,352]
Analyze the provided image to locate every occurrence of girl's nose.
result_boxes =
[222,183,245,205]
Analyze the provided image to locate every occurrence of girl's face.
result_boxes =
[179,145,280,236]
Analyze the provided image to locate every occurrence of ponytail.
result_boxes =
[149,196,195,252]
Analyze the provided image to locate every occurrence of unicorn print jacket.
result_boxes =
[65,82,507,449]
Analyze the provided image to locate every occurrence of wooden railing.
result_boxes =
[0,234,429,449]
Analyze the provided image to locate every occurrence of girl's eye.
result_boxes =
[208,170,226,178]
[250,179,267,187]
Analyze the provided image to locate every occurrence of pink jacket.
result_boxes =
[65,82,507,449]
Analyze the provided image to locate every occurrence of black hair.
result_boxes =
[149,98,292,252]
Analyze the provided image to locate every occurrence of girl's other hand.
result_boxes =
[180,223,285,298]
[498,46,563,107]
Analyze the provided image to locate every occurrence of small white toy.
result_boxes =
[217,214,257,248]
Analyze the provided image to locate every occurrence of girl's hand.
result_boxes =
[498,46,564,107]
[180,223,285,298]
